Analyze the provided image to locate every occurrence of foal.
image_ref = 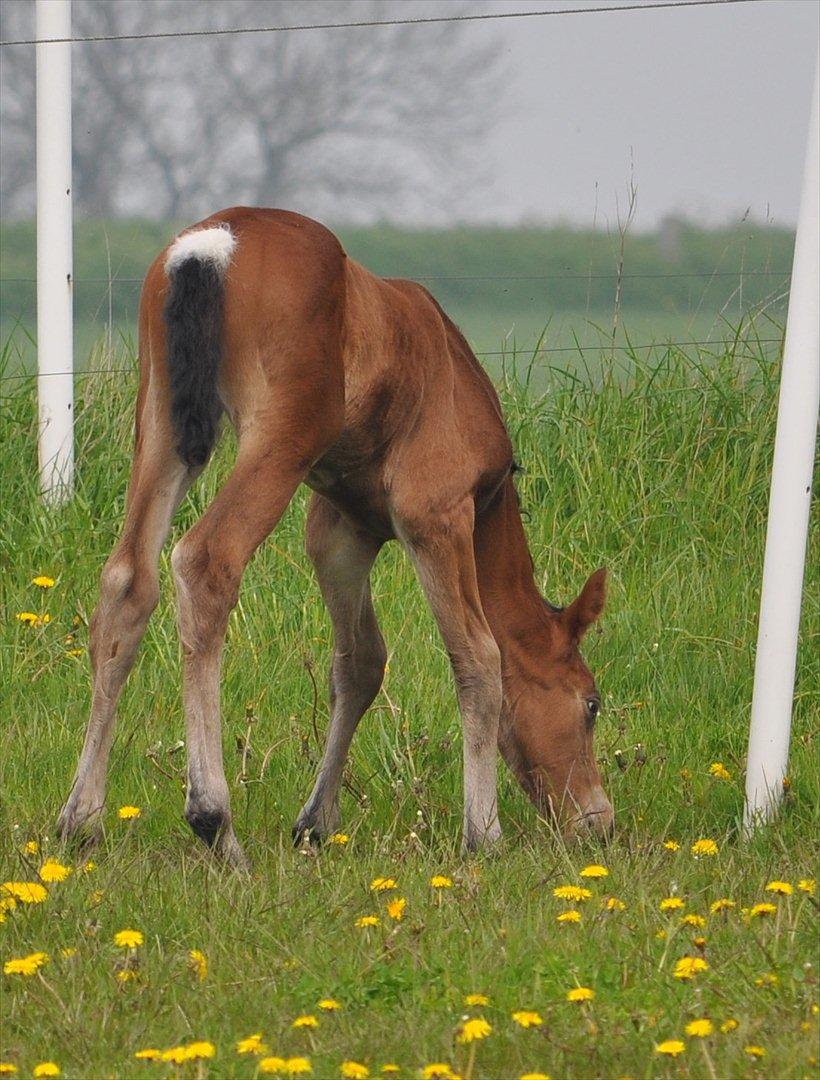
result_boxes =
[57,207,613,867]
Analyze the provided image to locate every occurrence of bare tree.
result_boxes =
[1,0,506,222]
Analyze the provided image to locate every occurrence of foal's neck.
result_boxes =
[472,475,556,654]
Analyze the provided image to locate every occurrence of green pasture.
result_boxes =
[0,329,817,1078]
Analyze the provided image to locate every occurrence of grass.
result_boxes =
[0,330,818,1080]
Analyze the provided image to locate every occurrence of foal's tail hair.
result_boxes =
[162,224,236,469]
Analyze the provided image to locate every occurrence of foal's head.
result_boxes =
[499,568,614,839]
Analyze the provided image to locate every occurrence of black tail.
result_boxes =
[163,257,226,469]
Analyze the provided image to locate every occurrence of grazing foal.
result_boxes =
[57,208,613,866]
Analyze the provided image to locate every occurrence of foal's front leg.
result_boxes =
[293,495,385,843]
[400,501,503,851]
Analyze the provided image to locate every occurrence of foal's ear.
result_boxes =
[564,568,607,640]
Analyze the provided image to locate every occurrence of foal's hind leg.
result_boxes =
[293,496,385,844]
[57,407,192,841]
[171,440,327,868]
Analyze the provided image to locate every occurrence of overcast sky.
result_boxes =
[467,0,818,229]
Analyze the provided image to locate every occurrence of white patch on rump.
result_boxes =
[165,224,236,276]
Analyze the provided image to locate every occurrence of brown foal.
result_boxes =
[57,207,613,867]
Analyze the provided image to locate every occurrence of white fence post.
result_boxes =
[36,0,74,505]
[744,54,820,832]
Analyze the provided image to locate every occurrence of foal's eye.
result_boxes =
[585,698,600,721]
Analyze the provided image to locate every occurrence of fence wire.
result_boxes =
[0,0,757,48]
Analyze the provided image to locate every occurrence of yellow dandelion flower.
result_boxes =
[380,1067,400,1075]
[663,840,680,851]
[318,998,342,1011]
[748,903,777,919]
[579,865,608,878]
[189,948,207,982]
[693,936,707,948]
[421,1066,457,1080]
[720,1019,738,1034]
[355,915,379,928]
[4,951,49,976]
[328,833,349,845]
[285,1058,312,1076]
[430,875,453,889]
[557,909,581,924]
[292,1014,319,1029]
[340,1062,369,1079]
[754,973,779,987]
[655,929,667,940]
[681,914,706,928]
[23,841,40,855]
[81,861,96,873]
[0,897,16,916]
[16,612,41,625]
[744,1046,766,1058]
[259,1058,288,1075]
[464,993,490,1007]
[32,575,56,588]
[655,1040,685,1057]
[765,880,793,896]
[114,929,144,949]
[118,805,141,820]
[605,897,626,911]
[386,897,406,921]
[457,1017,492,1043]
[116,970,138,983]
[566,987,595,1003]
[660,897,684,912]
[134,1050,162,1061]
[685,1019,713,1038]
[797,879,816,894]
[708,762,731,781]
[236,1034,268,1056]
[553,885,592,902]
[185,1042,215,1061]
[32,1065,60,1078]
[88,889,105,906]
[511,1010,543,1028]
[160,1047,188,1065]
[2,882,47,904]
[691,838,719,857]
[520,1074,550,1080]
[710,898,735,914]
[673,956,709,980]
[0,1066,18,1075]
[370,877,397,892]
[38,860,71,884]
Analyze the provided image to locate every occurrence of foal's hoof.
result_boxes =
[56,797,103,849]
[292,821,324,849]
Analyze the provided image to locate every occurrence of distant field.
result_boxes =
[1,334,817,1078]
[0,218,792,380]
